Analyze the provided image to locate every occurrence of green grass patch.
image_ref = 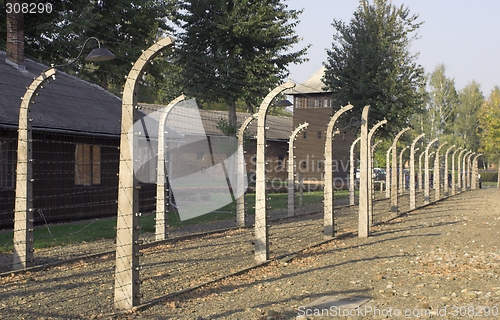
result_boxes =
[0,190,349,253]
[482,181,498,187]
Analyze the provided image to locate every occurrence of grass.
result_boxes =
[0,190,349,254]
[482,181,498,187]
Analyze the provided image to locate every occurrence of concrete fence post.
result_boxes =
[471,154,482,189]
[370,139,383,225]
[434,142,448,201]
[418,150,425,192]
[155,94,186,241]
[358,106,371,237]
[287,122,309,217]
[443,145,456,197]
[349,137,361,206]
[466,152,475,189]
[385,146,392,199]
[410,134,425,210]
[391,127,411,215]
[399,146,409,195]
[367,119,387,225]
[236,115,257,227]
[13,68,57,270]
[457,149,468,191]
[324,104,354,238]
[115,36,175,310]
[255,82,296,262]
[462,151,472,191]
[424,138,439,204]
[451,147,462,196]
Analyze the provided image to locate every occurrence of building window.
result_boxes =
[75,144,101,186]
[0,139,15,189]
[303,131,307,139]
[317,131,322,139]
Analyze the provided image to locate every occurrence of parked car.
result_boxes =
[374,168,386,181]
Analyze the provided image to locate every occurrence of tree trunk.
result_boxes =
[228,101,238,131]
[100,70,108,90]
[498,159,500,189]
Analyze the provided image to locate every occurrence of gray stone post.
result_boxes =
[391,128,411,215]
[358,106,371,237]
[443,145,456,197]
[451,147,462,195]
[399,146,409,195]
[13,68,57,270]
[434,142,448,201]
[235,115,257,227]
[115,36,175,309]
[324,105,354,238]
[424,138,438,204]
[349,137,361,205]
[410,134,425,210]
[287,122,309,217]
[155,94,186,241]
[255,82,296,262]
[385,146,392,199]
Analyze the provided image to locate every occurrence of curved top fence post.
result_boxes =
[255,81,295,262]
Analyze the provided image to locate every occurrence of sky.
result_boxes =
[285,0,500,96]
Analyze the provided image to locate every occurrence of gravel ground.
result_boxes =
[1,188,498,319]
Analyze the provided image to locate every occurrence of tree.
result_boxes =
[427,64,459,137]
[1,0,176,96]
[478,87,500,162]
[411,65,458,145]
[456,81,483,151]
[323,0,426,135]
[172,0,308,128]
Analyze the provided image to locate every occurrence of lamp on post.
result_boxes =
[13,37,115,270]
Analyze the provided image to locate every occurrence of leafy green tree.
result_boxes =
[411,64,459,147]
[427,64,459,137]
[478,87,500,163]
[1,0,176,96]
[455,81,483,151]
[171,0,308,128]
[323,0,426,135]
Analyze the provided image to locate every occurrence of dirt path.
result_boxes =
[0,189,498,319]
[126,188,500,319]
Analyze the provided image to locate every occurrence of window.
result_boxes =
[317,131,322,139]
[303,131,307,139]
[0,139,15,189]
[75,144,101,185]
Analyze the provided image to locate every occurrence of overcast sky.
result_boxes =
[285,0,500,96]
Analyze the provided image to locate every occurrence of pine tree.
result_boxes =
[323,0,425,135]
[172,0,308,128]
